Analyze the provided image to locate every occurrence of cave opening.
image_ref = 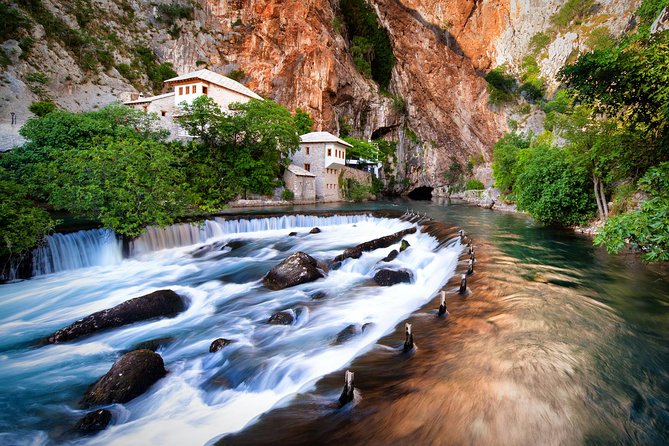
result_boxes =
[408,186,434,200]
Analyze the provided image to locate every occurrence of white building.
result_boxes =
[288,131,352,201]
[123,69,262,138]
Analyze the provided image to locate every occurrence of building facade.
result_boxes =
[283,164,316,202]
[123,69,262,139]
[290,132,352,202]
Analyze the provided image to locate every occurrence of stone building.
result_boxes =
[123,69,262,138]
[290,131,353,202]
[283,164,316,203]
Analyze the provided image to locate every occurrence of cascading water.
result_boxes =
[30,214,374,277]
[0,215,461,445]
[31,229,123,276]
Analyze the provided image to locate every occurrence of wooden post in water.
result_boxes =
[459,274,467,294]
[459,230,465,241]
[338,370,355,407]
[467,259,474,275]
[403,323,414,352]
[438,290,448,317]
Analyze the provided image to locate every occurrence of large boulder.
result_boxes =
[334,227,417,262]
[373,269,413,286]
[262,252,324,290]
[80,350,166,408]
[46,290,185,344]
[74,409,112,433]
[267,311,294,325]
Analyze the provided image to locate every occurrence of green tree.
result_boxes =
[343,136,380,161]
[50,138,188,238]
[595,162,669,262]
[294,107,314,135]
[491,132,530,194]
[28,100,57,117]
[515,144,596,226]
[0,167,55,259]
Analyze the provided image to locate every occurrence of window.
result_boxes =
[161,110,167,117]
[327,148,331,156]
[306,147,310,155]
[186,86,190,94]
[304,163,311,171]
[179,87,183,95]
[203,86,208,95]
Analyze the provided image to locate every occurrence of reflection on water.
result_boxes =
[223,200,669,446]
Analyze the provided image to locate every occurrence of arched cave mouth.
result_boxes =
[408,186,433,201]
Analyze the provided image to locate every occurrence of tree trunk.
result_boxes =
[599,180,609,218]
[593,174,604,220]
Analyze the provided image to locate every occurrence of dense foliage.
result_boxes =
[492,132,531,193]
[179,97,300,209]
[343,136,380,162]
[595,162,669,261]
[0,168,55,258]
[339,0,395,90]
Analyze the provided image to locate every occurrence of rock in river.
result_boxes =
[74,409,112,433]
[267,311,294,325]
[80,350,166,408]
[209,338,233,352]
[46,290,186,344]
[262,252,324,290]
[373,269,413,286]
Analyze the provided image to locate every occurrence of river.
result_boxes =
[0,200,668,445]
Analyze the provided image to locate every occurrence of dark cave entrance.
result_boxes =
[407,186,434,200]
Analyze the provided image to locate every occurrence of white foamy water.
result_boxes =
[0,215,461,445]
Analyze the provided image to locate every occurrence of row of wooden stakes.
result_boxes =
[338,229,476,408]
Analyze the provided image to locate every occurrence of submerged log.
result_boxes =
[80,350,166,408]
[338,370,355,407]
[438,291,448,317]
[459,274,467,295]
[403,323,414,352]
[262,252,325,290]
[46,290,185,344]
[334,227,417,262]
[74,409,112,433]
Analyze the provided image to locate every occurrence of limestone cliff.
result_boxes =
[0,0,643,191]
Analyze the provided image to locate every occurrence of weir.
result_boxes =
[31,214,375,276]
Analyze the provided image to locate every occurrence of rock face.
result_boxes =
[46,290,185,344]
[373,269,413,286]
[263,252,325,290]
[80,350,167,408]
[74,409,112,433]
[335,228,417,262]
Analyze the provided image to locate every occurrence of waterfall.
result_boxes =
[130,214,372,256]
[31,214,373,276]
[31,229,123,276]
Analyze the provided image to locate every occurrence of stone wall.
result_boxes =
[283,170,316,203]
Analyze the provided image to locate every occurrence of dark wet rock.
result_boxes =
[373,269,413,286]
[400,239,411,252]
[262,252,325,291]
[334,324,360,344]
[80,350,166,408]
[334,227,417,262]
[267,311,294,325]
[46,290,186,344]
[288,232,298,237]
[190,241,227,258]
[362,322,374,333]
[209,338,233,353]
[309,227,321,234]
[74,409,112,433]
[330,261,342,270]
[131,337,174,353]
[310,291,327,300]
[226,240,246,250]
[381,249,399,262]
